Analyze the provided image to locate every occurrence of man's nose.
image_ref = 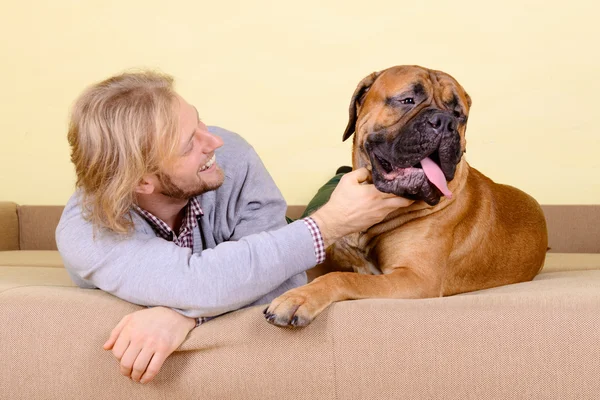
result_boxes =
[201,130,224,151]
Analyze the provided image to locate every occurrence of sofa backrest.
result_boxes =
[291,205,600,254]
[17,205,65,250]
[542,205,600,253]
[9,205,307,251]
[0,202,598,253]
[286,205,306,220]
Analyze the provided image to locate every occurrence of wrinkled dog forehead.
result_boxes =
[344,65,471,142]
[367,66,471,114]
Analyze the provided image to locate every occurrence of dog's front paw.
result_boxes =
[263,289,328,328]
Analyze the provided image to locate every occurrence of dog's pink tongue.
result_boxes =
[421,157,452,198]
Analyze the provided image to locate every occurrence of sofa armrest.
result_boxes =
[0,202,19,251]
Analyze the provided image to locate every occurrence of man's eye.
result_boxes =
[400,98,414,105]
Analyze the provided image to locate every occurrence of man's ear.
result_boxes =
[342,71,382,142]
[135,174,157,195]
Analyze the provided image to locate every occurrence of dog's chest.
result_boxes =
[334,234,383,275]
[354,261,383,275]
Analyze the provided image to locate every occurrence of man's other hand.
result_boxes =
[103,306,196,384]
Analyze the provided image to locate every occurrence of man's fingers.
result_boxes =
[104,317,128,350]
[378,191,401,199]
[363,184,414,206]
[130,348,155,382]
[119,343,143,378]
[384,196,415,208]
[362,184,414,204]
[345,167,369,183]
[111,335,130,362]
[140,352,169,384]
[362,184,398,199]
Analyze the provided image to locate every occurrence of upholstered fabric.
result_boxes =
[0,265,74,291]
[542,205,600,253]
[17,205,64,250]
[1,267,599,399]
[0,202,19,251]
[541,252,600,273]
[0,250,64,268]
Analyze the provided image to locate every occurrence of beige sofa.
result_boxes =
[1,201,599,399]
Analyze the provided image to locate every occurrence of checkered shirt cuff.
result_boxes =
[194,317,211,329]
[302,217,326,264]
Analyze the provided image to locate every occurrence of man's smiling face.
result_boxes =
[155,94,225,199]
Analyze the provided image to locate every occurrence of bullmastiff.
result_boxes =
[265,65,548,328]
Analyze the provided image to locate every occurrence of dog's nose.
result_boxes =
[428,113,457,135]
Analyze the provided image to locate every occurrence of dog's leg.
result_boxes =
[264,268,440,328]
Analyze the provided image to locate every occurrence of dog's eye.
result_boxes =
[400,98,415,105]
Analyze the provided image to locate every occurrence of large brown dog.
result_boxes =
[265,65,548,328]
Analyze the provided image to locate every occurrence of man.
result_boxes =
[56,71,413,384]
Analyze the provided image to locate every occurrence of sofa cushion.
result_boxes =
[541,252,600,273]
[0,251,598,275]
[0,202,19,251]
[1,269,599,399]
[0,266,75,292]
[0,250,64,268]
[17,205,64,250]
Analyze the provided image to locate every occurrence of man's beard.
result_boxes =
[156,167,225,200]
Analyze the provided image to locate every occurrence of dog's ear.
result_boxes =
[464,91,472,108]
[343,71,382,142]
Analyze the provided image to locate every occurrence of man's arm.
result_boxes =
[57,199,317,319]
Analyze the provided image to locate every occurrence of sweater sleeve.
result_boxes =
[56,198,316,318]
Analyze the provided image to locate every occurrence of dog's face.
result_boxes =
[344,65,472,206]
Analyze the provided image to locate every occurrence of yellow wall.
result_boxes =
[1,0,598,205]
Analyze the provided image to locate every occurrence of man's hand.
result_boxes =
[103,306,196,384]
[312,167,414,247]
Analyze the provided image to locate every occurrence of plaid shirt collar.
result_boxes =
[132,197,203,248]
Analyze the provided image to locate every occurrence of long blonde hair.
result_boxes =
[68,70,180,234]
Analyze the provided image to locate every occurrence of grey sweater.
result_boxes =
[56,127,313,318]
